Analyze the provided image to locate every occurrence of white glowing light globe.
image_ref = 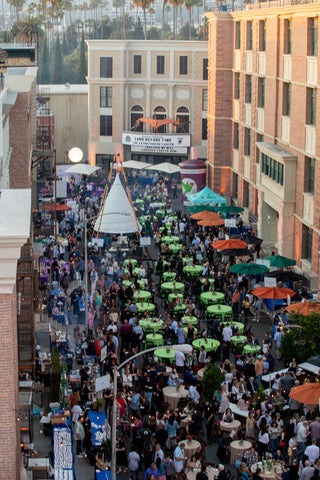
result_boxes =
[68,147,83,163]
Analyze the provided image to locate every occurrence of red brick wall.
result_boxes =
[9,77,37,189]
[0,289,20,480]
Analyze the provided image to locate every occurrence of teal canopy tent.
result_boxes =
[187,186,227,206]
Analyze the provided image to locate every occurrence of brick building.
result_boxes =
[86,40,208,170]
[206,4,320,288]
[0,56,36,477]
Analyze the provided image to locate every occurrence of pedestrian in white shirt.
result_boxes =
[175,350,185,375]
[222,324,233,343]
[71,404,83,423]
[304,439,319,465]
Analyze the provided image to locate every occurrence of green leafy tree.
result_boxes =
[39,35,50,83]
[78,31,87,83]
[202,363,225,400]
[63,47,80,83]
[131,16,144,39]
[51,37,63,83]
[132,0,154,40]
[147,25,161,39]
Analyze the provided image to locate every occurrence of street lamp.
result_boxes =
[110,345,180,480]
[68,147,83,164]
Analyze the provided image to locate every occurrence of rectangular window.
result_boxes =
[100,115,112,136]
[308,18,318,56]
[180,55,188,75]
[245,75,252,103]
[234,72,240,100]
[306,157,315,194]
[233,122,239,149]
[259,20,266,51]
[203,58,208,80]
[202,89,208,111]
[100,86,112,108]
[305,226,313,262]
[235,21,241,49]
[232,172,238,200]
[284,19,292,54]
[100,57,113,78]
[243,180,249,208]
[260,152,284,186]
[247,21,253,50]
[202,118,207,140]
[244,127,251,156]
[283,82,291,116]
[134,55,141,74]
[307,87,317,126]
[258,77,265,108]
[157,55,165,74]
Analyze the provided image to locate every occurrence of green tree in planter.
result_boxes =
[202,364,225,400]
[279,330,298,364]
[51,347,62,403]
[253,384,266,410]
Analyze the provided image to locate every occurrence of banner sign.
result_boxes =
[88,411,108,446]
[122,132,190,154]
[140,237,152,246]
[53,424,75,480]
[92,237,104,247]
[225,218,236,228]
[95,374,110,392]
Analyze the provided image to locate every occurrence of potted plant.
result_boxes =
[202,364,225,400]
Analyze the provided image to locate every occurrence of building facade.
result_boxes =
[86,40,208,170]
[207,4,320,287]
[0,59,36,478]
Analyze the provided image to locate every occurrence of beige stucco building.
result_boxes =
[86,40,208,169]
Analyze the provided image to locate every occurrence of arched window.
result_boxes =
[131,105,144,132]
[176,106,189,133]
[153,105,167,133]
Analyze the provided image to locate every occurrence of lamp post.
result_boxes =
[110,345,180,480]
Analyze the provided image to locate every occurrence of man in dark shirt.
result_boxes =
[196,465,208,480]
[119,318,133,350]
[155,422,168,449]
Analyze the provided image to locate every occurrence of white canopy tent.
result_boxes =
[64,164,100,175]
[94,174,141,234]
[147,162,180,174]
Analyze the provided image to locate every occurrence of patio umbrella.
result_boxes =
[253,286,297,311]
[191,211,221,220]
[213,205,244,214]
[289,383,320,405]
[229,263,269,275]
[252,286,296,299]
[40,204,71,212]
[212,239,248,250]
[64,164,100,175]
[264,255,296,268]
[265,270,308,285]
[198,218,225,227]
[231,233,263,245]
[285,302,320,315]
[221,248,252,257]
[122,160,152,170]
[146,162,180,174]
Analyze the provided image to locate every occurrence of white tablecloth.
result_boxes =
[163,386,189,409]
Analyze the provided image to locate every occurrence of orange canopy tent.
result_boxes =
[211,239,248,250]
[40,204,71,212]
[198,218,225,227]
[252,286,296,299]
[135,118,180,132]
[289,383,320,405]
[191,211,221,220]
[285,302,320,315]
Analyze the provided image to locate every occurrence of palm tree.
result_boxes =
[132,0,154,40]
[169,0,177,39]
[161,0,168,39]
[184,0,195,39]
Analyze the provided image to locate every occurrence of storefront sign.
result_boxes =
[122,132,190,154]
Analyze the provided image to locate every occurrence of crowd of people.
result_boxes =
[36,168,319,480]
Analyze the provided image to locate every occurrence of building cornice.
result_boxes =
[206,4,320,21]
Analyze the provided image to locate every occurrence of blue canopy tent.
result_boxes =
[187,186,227,206]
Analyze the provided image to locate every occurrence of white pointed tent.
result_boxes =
[94,174,141,234]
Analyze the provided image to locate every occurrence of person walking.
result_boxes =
[74,416,85,457]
